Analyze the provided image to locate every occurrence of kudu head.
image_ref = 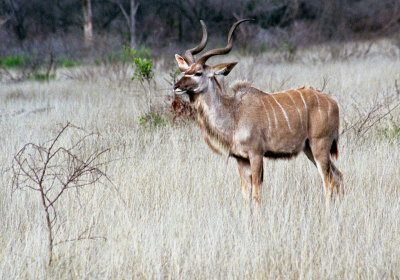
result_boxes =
[174,19,252,98]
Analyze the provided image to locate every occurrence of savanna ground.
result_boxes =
[1,39,400,279]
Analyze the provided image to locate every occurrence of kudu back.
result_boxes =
[174,19,343,210]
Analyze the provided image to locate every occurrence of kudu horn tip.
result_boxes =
[239,18,255,23]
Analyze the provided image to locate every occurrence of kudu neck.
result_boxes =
[197,77,233,116]
[194,77,235,150]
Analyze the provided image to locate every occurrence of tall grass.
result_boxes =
[1,40,400,279]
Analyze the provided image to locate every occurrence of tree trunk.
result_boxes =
[7,0,26,40]
[113,0,139,48]
[82,0,93,48]
[130,0,139,48]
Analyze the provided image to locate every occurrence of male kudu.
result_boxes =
[174,19,343,210]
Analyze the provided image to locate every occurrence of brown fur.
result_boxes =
[231,81,251,94]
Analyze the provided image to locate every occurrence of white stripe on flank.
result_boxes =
[313,91,322,118]
[271,94,292,132]
[285,91,304,129]
[265,97,278,130]
[296,90,308,130]
[261,100,271,137]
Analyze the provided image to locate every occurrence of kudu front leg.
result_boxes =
[249,154,264,213]
[236,158,252,208]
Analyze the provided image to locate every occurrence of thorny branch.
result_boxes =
[11,122,110,266]
[341,79,400,138]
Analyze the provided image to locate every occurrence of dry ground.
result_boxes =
[1,40,400,279]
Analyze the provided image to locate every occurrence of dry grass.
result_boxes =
[1,40,400,279]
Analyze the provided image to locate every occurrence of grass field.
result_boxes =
[1,40,400,279]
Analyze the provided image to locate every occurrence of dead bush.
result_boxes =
[11,122,110,265]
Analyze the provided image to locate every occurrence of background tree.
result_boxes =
[5,0,29,40]
[0,0,399,59]
[110,0,139,48]
[82,0,93,47]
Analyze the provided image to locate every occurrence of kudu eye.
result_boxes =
[195,72,202,76]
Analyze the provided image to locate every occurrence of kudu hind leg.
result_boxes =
[314,156,334,208]
[329,160,344,198]
[311,138,341,208]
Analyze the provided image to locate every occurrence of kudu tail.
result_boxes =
[330,131,339,159]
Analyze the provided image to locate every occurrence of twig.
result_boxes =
[11,122,112,266]
[341,85,400,137]
[54,236,107,246]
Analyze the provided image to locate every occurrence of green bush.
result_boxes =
[99,45,152,65]
[29,73,56,81]
[103,52,121,64]
[379,120,400,139]
[58,57,78,68]
[0,54,30,68]
[132,57,153,82]
[139,111,168,127]
[122,45,151,61]
[279,41,297,61]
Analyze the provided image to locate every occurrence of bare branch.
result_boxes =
[54,235,107,246]
[0,17,10,28]
[341,84,400,138]
[11,122,112,266]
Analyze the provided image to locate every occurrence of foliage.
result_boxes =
[0,52,56,82]
[379,120,400,140]
[0,54,31,68]
[99,45,152,65]
[132,57,153,82]
[131,51,154,115]
[57,57,78,68]
[29,73,56,81]
[279,40,297,61]
[124,45,151,60]
[2,0,399,43]
[1,0,399,67]
[139,111,168,127]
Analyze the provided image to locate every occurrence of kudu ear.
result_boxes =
[175,54,190,72]
[212,62,238,76]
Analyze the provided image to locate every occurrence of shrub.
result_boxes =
[99,45,152,65]
[122,45,151,61]
[139,111,168,127]
[279,40,297,61]
[58,57,78,68]
[11,123,110,265]
[29,73,56,81]
[167,93,196,122]
[0,54,31,68]
[132,57,153,81]
[132,56,154,115]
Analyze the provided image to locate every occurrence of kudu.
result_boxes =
[174,19,343,210]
